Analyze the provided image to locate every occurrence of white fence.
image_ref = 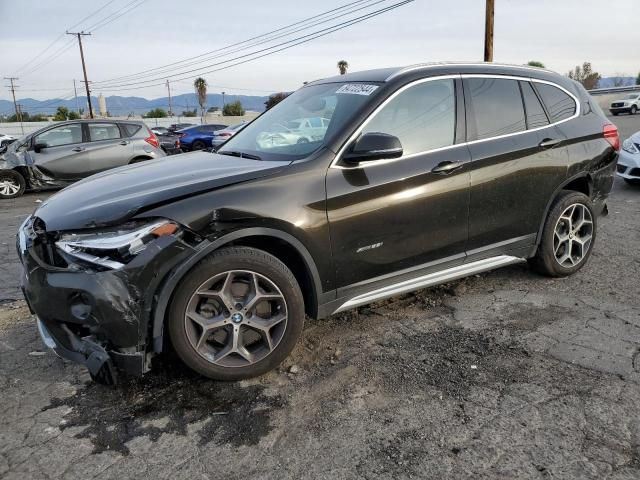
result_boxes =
[0,111,260,137]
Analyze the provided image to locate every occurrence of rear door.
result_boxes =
[29,123,90,179]
[463,76,571,258]
[83,122,132,175]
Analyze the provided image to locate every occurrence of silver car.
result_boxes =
[0,120,165,199]
[617,130,640,185]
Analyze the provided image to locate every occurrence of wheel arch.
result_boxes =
[534,173,593,247]
[151,227,324,352]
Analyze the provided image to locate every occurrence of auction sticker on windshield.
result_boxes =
[336,84,379,95]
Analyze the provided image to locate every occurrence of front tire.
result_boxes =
[168,247,305,381]
[631,105,638,115]
[192,140,206,150]
[529,191,596,277]
[0,170,26,199]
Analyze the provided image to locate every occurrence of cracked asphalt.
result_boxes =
[1,115,639,479]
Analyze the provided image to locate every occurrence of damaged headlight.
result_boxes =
[622,138,639,155]
[56,219,179,270]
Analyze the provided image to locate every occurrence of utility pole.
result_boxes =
[73,79,80,114]
[222,91,226,110]
[484,0,494,62]
[67,31,93,118]
[166,79,173,116]
[4,77,24,134]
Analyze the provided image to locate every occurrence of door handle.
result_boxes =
[431,161,463,174]
[71,147,85,152]
[539,138,562,149]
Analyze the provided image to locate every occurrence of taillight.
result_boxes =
[174,139,180,148]
[603,124,620,151]
[145,129,160,149]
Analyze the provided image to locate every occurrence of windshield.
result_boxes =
[220,82,381,161]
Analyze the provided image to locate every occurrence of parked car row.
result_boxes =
[16,63,620,386]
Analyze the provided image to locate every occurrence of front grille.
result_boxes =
[617,164,627,173]
[612,103,624,108]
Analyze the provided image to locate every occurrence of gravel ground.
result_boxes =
[1,115,639,479]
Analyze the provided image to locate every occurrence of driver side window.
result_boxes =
[362,79,456,156]
[35,124,83,148]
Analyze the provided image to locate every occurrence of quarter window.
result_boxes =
[465,78,526,140]
[88,123,121,141]
[533,83,576,123]
[34,124,83,147]
[520,81,549,129]
[361,78,456,156]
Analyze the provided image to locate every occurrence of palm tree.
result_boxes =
[193,77,208,122]
[337,60,349,75]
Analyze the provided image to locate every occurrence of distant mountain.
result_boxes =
[0,92,271,116]
[598,76,637,88]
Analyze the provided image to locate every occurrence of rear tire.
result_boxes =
[529,191,596,277]
[192,140,206,150]
[0,170,26,199]
[168,247,305,381]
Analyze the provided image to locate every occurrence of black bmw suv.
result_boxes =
[18,63,618,384]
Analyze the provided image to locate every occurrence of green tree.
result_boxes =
[182,109,197,117]
[53,106,71,121]
[222,100,245,116]
[636,72,640,85]
[194,77,208,121]
[265,92,290,110]
[527,61,545,68]
[567,62,601,90]
[337,59,349,75]
[144,108,168,118]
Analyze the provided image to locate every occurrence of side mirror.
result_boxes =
[342,132,403,164]
[33,143,47,153]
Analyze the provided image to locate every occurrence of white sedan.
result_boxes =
[617,131,640,185]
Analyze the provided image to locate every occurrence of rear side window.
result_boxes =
[88,123,121,141]
[465,78,526,140]
[362,78,456,156]
[122,124,142,137]
[533,83,576,123]
[519,81,549,129]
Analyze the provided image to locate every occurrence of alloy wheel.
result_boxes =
[184,270,288,367]
[0,176,20,196]
[553,203,593,267]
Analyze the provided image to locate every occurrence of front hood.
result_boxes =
[34,151,290,231]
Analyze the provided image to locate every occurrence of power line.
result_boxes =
[12,0,118,75]
[93,0,375,86]
[85,0,147,32]
[97,0,414,92]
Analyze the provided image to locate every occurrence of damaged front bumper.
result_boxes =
[18,216,196,383]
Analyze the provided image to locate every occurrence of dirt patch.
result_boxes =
[42,356,285,455]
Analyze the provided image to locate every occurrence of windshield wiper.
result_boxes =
[217,150,262,161]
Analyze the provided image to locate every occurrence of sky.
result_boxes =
[1,0,639,102]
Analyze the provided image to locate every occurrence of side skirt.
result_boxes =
[332,255,524,314]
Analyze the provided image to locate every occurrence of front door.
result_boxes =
[326,77,471,290]
[30,123,90,180]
